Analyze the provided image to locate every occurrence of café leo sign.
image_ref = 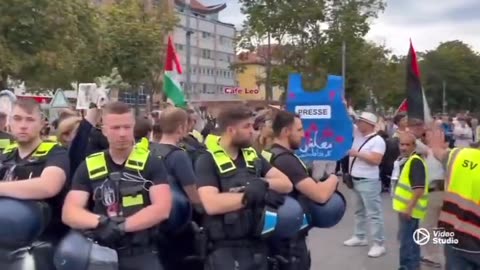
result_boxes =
[223,87,259,95]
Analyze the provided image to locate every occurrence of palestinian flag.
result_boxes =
[401,40,432,122]
[164,36,187,108]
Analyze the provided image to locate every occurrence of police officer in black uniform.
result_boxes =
[263,111,339,270]
[195,105,293,270]
[155,107,202,269]
[62,101,172,270]
[0,99,70,269]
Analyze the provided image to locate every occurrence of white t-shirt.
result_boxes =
[350,129,386,179]
[426,149,445,182]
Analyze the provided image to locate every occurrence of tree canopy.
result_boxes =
[0,0,176,92]
[239,0,480,112]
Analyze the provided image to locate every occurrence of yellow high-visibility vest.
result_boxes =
[392,153,429,219]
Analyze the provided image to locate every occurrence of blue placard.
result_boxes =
[286,73,353,161]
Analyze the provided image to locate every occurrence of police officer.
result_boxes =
[262,110,339,270]
[156,107,202,269]
[0,98,70,269]
[195,105,293,270]
[62,101,172,270]
[0,111,13,151]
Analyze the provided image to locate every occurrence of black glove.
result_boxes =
[264,190,286,209]
[93,216,125,246]
[242,179,269,207]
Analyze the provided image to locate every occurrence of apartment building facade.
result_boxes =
[173,0,239,102]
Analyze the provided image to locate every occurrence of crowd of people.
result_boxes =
[0,97,478,270]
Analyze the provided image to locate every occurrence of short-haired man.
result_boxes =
[155,107,202,269]
[393,132,428,270]
[195,105,293,270]
[62,101,172,270]
[0,98,70,268]
[263,110,339,270]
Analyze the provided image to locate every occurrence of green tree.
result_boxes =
[239,0,386,106]
[0,0,101,90]
[420,40,480,112]
[101,0,177,92]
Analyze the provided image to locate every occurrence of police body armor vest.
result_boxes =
[205,143,260,242]
[1,142,57,181]
[85,147,151,220]
[1,142,60,238]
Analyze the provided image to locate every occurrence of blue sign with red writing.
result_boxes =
[286,73,353,161]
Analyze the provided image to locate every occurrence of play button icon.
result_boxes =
[413,228,430,246]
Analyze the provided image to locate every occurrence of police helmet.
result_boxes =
[54,231,119,270]
[306,191,346,228]
[163,182,192,233]
[0,198,51,248]
[261,196,304,239]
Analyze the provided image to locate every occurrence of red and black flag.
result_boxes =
[402,40,432,122]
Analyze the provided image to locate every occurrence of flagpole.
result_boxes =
[185,0,192,100]
[442,80,447,114]
[341,41,346,95]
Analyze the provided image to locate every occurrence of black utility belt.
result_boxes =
[352,177,367,181]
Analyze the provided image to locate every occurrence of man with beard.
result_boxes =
[262,111,339,270]
[0,98,70,269]
[62,101,172,270]
[194,105,292,270]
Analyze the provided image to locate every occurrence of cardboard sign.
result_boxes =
[286,73,353,161]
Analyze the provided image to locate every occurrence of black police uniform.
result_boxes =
[70,146,169,270]
[195,144,273,270]
[262,144,312,270]
[0,142,70,270]
[153,143,202,270]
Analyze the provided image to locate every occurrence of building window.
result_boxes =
[119,89,147,105]
[201,49,212,59]
[175,44,184,51]
[202,32,212,38]
[203,84,207,93]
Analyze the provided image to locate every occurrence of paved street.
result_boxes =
[308,185,445,270]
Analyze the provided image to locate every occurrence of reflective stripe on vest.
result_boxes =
[190,130,204,143]
[0,139,11,150]
[2,142,56,158]
[438,148,480,242]
[136,137,150,151]
[86,147,150,180]
[208,143,257,175]
[205,134,220,151]
[392,154,429,219]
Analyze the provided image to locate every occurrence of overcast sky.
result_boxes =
[203,0,480,55]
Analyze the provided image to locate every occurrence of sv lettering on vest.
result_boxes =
[462,160,478,170]
[286,73,353,161]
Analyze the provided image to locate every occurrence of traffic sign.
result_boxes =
[50,89,70,108]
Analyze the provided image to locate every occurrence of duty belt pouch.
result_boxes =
[223,209,252,239]
[345,135,377,189]
[119,185,145,217]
